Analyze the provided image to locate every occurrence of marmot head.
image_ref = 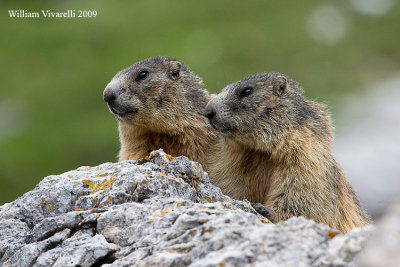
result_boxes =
[204,73,319,150]
[103,57,208,133]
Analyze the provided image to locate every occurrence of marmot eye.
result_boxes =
[136,71,149,81]
[239,87,253,98]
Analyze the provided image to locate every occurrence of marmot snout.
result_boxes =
[205,72,370,233]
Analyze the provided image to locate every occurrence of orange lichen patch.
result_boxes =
[227,205,232,209]
[75,208,84,212]
[91,184,99,191]
[88,207,93,210]
[107,196,112,202]
[68,175,73,178]
[327,231,338,239]
[98,177,117,191]
[202,227,210,234]
[160,172,167,176]
[219,262,225,267]
[160,210,168,216]
[40,198,55,211]
[261,220,271,224]
[97,173,108,177]
[82,179,95,189]
[199,220,207,225]
[150,205,180,223]
[165,154,175,161]
[49,179,55,182]
[199,196,212,203]
[41,198,48,208]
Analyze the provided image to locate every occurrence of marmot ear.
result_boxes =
[272,75,287,96]
[167,61,181,81]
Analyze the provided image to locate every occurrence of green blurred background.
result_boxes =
[1,0,399,205]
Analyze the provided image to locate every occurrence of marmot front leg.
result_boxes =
[251,202,276,223]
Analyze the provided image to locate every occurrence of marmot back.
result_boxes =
[103,56,218,169]
[204,72,370,233]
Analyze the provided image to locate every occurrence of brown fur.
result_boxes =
[204,73,370,233]
[103,57,218,167]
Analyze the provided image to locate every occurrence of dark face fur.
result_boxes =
[103,57,205,131]
[204,73,304,147]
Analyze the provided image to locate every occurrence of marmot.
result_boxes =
[204,73,370,233]
[103,57,218,168]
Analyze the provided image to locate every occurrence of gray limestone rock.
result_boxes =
[0,149,381,266]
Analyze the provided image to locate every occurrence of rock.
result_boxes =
[311,226,374,267]
[359,199,400,267]
[0,149,375,266]
[34,232,118,267]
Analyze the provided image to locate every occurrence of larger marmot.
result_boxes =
[103,57,218,168]
[204,72,370,233]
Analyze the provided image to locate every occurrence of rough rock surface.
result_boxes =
[0,150,376,266]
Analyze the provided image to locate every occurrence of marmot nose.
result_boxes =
[204,106,216,120]
[103,90,116,103]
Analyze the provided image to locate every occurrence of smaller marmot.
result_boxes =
[103,57,218,168]
[204,73,370,233]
